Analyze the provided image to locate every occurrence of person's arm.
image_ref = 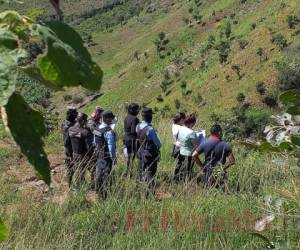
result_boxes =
[148,128,161,149]
[105,131,116,160]
[192,142,204,168]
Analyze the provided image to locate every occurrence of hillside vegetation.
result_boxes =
[0,0,300,249]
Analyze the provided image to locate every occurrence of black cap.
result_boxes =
[142,107,154,115]
[128,103,140,112]
[102,110,115,119]
[66,106,77,112]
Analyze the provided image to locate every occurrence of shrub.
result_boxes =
[236,93,246,103]
[174,99,181,109]
[216,40,231,64]
[238,39,248,49]
[72,96,84,104]
[250,23,256,30]
[263,94,278,108]
[276,56,300,91]
[256,48,263,62]
[156,95,164,102]
[287,15,299,29]
[271,34,288,50]
[232,64,242,79]
[256,82,266,95]
[180,81,187,89]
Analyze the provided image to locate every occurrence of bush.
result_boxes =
[287,15,299,29]
[250,23,256,30]
[276,56,300,91]
[156,95,164,102]
[263,94,278,108]
[180,81,187,89]
[256,82,266,95]
[174,99,181,109]
[238,39,248,49]
[216,40,231,63]
[271,34,288,50]
[236,93,246,103]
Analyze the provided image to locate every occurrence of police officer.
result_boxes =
[94,110,117,199]
[69,112,93,188]
[61,106,78,188]
[136,108,161,197]
[123,103,140,177]
[87,106,104,132]
[87,106,104,188]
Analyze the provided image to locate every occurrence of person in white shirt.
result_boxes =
[171,112,186,160]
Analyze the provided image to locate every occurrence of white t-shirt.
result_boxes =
[172,124,181,146]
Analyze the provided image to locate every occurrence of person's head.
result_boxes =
[184,113,197,128]
[102,110,116,125]
[142,107,154,123]
[77,112,88,126]
[66,106,78,123]
[173,112,186,125]
[210,124,223,138]
[128,103,140,116]
[94,106,104,120]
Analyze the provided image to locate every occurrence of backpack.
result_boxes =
[93,126,112,158]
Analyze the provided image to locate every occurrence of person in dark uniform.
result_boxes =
[87,106,104,132]
[192,124,235,188]
[68,112,93,188]
[94,110,117,199]
[87,106,104,188]
[123,103,140,177]
[61,106,78,188]
[136,108,161,197]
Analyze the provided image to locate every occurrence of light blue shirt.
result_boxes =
[96,123,116,160]
[136,121,161,149]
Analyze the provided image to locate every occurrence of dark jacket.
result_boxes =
[61,120,75,157]
[123,114,139,142]
[69,123,93,156]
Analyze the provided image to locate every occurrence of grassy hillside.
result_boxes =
[1,0,300,249]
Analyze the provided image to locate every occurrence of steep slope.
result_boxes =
[83,0,300,124]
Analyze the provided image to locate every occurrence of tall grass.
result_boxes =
[1,116,300,249]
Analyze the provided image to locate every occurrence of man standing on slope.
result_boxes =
[87,106,104,188]
[69,113,93,188]
[94,110,117,199]
[61,106,78,188]
[192,124,235,188]
[123,103,140,177]
[136,108,161,197]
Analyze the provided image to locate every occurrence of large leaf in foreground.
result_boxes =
[0,218,8,242]
[5,93,50,184]
[24,22,103,91]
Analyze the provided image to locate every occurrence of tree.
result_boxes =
[256,48,264,62]
[0,9,103,185]
[256,82,266,95]
[271,34,288,50]
[287,15,299,29]
[236,93,246,103]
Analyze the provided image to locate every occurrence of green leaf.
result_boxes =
[279,90,300,105]
[250,233,275,248]
[0,218,8,242]
[5,92,50,185]
[0,29,18,52]
[291,136,300,146]
[24,22,103,91]
[286,106,300,116]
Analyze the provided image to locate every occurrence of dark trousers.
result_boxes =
[65,156,74,188]
[174,154,193,182]
[95,158,113,199]
[73,153,87,188]
[136,155,158,197]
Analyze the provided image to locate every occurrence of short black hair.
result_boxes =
[184,113,196,126]
[210,124,222,136]
[173,112,186,124]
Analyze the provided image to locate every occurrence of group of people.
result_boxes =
[62,102,235,199]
